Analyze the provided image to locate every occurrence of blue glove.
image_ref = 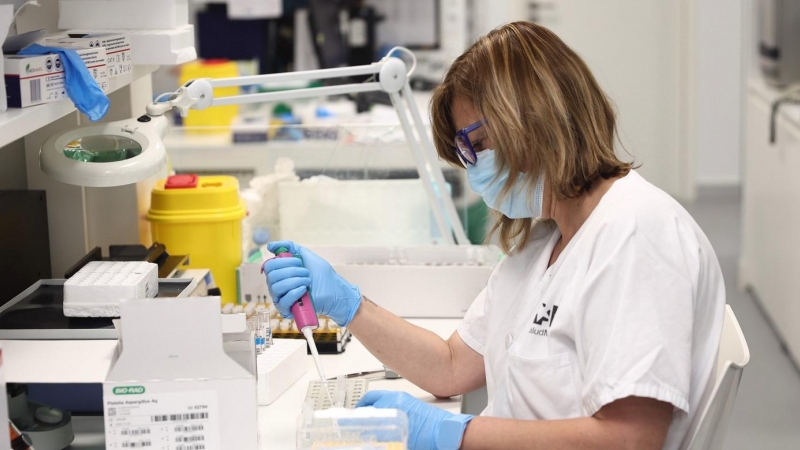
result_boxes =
[356,391,473,450]
[262,241,361,326]
[18,43,109,121]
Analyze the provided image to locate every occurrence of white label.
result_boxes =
[104,389,220,450]
[228,0,282,19]
[349,18,368,47]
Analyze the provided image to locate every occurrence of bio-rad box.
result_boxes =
[103,297,258,450]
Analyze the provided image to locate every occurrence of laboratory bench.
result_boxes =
[3,318,463,449]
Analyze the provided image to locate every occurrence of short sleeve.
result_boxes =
[576,215,696,416]
[457,286,489,355]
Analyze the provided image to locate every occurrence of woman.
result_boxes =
[263,22,725,450]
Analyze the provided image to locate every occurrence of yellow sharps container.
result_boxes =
[147,174,246,305]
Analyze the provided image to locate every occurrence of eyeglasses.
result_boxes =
[454,118,488,166]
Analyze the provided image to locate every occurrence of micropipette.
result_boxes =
[272,247,335,406]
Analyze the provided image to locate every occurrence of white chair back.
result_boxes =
[682,305,750,450]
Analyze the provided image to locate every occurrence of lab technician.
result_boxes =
[264,21,725,450]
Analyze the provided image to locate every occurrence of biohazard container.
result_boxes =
[147,174,246,304]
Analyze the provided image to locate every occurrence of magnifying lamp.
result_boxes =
[40,48,469,245]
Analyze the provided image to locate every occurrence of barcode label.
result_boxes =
[121,429,151,436]
[105,389,219,450]
[175,424,205,433]
[30,79,41,102]
[151,412,209,423]
[121,441,151,448]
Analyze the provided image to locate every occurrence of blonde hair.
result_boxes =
[431,21,631,253]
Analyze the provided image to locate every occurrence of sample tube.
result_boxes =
[247,317,261,354]
[258,310,272,348]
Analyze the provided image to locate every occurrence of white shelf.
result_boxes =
[0,64,159,149]
[163,129,456,174]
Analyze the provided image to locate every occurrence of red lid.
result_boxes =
[165,174,198,189]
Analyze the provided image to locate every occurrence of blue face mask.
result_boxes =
[466,149,545,219]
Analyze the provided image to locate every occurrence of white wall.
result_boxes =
[695,0,744,186]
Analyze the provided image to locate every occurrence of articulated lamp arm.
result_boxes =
[41,50,469,245]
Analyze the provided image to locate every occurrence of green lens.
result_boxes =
[63,135,143,163]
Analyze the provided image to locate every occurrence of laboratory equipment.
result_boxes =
[257,309,272,352]
[62,261,158,318]
[0,190,51,309]
[274,246,334,405]
[269,316,351,354]
[256,338,308,406]
[294,244,499,318]
[0,278,195,340]
[63,243,189,279]
[39,48,468,245]
[297,403,408,450]
[178,59,239,129]
[8,383,74,450]
[274,247,321,331]
[305,378,369,410]
[333,366,401,381]
[147,174,247,304]
[758,0,800,86]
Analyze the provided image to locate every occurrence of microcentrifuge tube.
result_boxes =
[247,318,261,354]
[258,310,271,349]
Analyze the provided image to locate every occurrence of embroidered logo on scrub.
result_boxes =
[529,304,559,337]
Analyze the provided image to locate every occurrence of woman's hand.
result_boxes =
[262,240,362,327]
[357,390,472,450]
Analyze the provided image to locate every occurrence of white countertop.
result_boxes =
[3,318,463,449]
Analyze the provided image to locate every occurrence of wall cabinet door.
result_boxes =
[741,91,800,361]
[534,0,693,199]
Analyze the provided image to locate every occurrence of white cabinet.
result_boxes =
[740,79,800,362]
[529,0,696,200]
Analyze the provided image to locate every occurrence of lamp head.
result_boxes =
[40,114,169,187]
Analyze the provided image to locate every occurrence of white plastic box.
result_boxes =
[257,339,308,405]
[63,261,157,317]
[297,407,408,449]
[58,0,189,30]
[104,297,258,450]
[243,245,500,318]
[278,179,432,246]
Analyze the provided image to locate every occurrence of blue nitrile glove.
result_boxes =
[18,43,109,121]
[356,391,474,450]
[262,240,361,326]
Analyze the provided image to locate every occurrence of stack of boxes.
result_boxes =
[3,32,132,108]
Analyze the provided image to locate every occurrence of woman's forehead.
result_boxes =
[451,96,482,130]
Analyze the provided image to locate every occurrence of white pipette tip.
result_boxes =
[302,327,335,407]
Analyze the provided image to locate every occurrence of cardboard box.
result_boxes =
[4,46,107,108]
[44,32,132,78]
[104,297,258,450]
[221,312,257,375]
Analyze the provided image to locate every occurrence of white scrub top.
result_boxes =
[457,170,725,449]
